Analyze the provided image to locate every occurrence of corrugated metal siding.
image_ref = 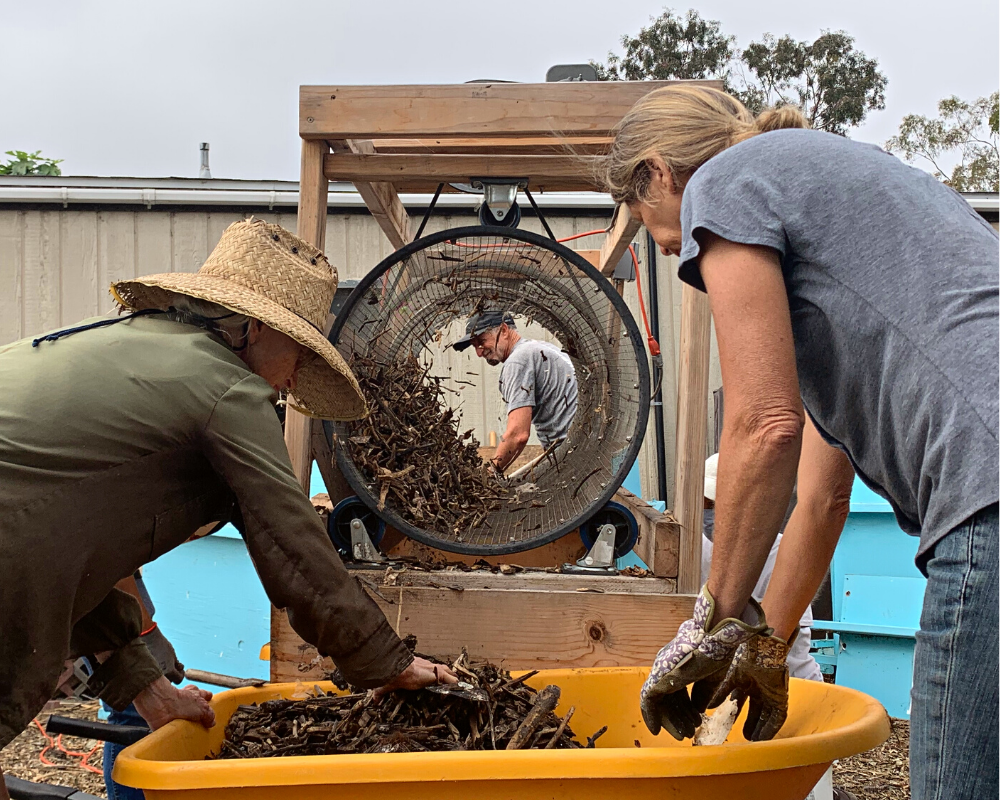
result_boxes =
[0,205,717,503]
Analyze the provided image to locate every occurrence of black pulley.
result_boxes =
[478,198,520,227]
[578,501,639,559]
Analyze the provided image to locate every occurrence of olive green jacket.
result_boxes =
[0,315,409,746]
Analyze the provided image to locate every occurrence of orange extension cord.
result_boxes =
[556,230,661,357]
[33,717,103,775]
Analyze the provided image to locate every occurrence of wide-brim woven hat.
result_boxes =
[111,218,365,421]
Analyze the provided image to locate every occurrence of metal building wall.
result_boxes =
[1,206,684,493]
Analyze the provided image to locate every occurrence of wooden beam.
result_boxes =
[372,137,614,155]
[673,285,712,593]
[324,153,600,187]
[271,570,693,682]
[301,81,719,140]
[284,139,329,491]
[613,488,680,579]
[332,140,411,249]
[599,204,642,276]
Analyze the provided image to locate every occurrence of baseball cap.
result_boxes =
[452,311,515,352]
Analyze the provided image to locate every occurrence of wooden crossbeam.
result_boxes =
[324,153,600,188]
[331,140,412,249]
[301,82,712,140]
[371,137,613,155]
[271,574,692,681]
[599,204,642,275]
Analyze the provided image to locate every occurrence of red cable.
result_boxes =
[33,717,104,775]
[629,244,661,357]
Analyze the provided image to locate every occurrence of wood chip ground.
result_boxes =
[833,717,910,799]
[1,700,106,798]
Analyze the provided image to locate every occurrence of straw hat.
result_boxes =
[111,218,365,421]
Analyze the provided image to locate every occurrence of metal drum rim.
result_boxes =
[323,224,650,555]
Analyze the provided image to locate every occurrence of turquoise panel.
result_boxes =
[142,535,271,688]
[841,575,924,630]
[835,633,915,718]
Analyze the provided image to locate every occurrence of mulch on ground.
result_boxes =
[2,700,107,798]
[833,717,909,800]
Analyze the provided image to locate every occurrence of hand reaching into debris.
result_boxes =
[709,630,794,741]
[374,657,458,698]
[133,677,215,730]
[640,586,767,740]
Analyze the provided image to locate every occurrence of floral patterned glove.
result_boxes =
[640,585,768,740]
[709,629,796,742]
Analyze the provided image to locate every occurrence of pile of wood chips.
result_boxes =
[346,355,508,536]
[214,652,602,758]
[833,717,910,799]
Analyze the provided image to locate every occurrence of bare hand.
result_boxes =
[133,676,215,730]
[374,657,458,698]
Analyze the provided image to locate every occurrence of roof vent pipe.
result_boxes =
[199,143,211,179]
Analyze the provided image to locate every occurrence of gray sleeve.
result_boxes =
[500,351,536,413]
[676,161,790,292]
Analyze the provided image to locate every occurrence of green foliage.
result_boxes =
[591,8,888,135]
[591,9,735,82]
[739,31,887,135]
[885,93,999,192]
[0,150,63,176]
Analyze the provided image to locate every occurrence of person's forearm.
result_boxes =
[116,575,154,631]
[761,498,845,640]
[492,429,527,471]
[707,418,802,622]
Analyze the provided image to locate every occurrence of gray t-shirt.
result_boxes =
[678,129,999,557]
[499,338,578,447]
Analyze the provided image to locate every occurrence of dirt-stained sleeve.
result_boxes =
[201,374,412,688]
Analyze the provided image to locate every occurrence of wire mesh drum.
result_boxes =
[325,226,649,555]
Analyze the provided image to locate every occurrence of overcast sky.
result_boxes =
[2,0,997,181]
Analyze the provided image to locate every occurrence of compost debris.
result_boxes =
[214,649,603,758]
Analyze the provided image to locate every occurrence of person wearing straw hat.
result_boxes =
[0,219,455,769]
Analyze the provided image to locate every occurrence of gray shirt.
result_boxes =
[678,129,999,557]
[499,338,578,447]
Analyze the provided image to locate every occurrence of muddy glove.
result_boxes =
[640,585,767,740]
[709,629,795,742]
[140,624,186,684]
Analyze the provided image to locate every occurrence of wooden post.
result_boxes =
[284,139,330,491]
[673,284,712,593]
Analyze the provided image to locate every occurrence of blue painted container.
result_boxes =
[813,477,926,718]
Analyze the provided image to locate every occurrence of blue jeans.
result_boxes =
[911,503,998,800]
[101,702,146,800]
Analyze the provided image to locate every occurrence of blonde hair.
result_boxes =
[601,85,809,203]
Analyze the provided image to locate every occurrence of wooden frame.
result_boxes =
[280,81,716,677]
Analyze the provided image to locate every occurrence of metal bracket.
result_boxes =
[562,523,617,574]
[350,517,386,563]
[470,177,529,225]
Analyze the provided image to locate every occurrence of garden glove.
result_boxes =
[709,629,796,742]
[641,585,768,740]
[140,624,186,684]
